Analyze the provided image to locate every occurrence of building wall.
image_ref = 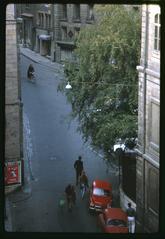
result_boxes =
[5,4,23,186]
[34,4,53,59]
[54,4,95,62]
[17,4,36,49]
[136,4,160,232]
[15,4,95,63]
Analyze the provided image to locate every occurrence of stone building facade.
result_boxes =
[33,4,53,60]
[15,4,36,49]
[136,4,160,232]
[5,4,23,189]
[12,4,161,232]
[53,4,94,62]
[15,4,95,63]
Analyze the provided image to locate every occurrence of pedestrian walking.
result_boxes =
[79,171,89,199]
[74,156,84,185]
[65,184,75,212]
[126,202,136,233]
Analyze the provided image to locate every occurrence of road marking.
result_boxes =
[23,112,35,181]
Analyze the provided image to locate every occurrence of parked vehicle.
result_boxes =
[113,138,137,153]
[89,180,112,212]
[98,208,128,233]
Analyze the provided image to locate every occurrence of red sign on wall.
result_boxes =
[5,161,21,185]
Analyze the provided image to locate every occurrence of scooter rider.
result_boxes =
[27,64,35,81]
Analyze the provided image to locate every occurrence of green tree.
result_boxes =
[58,5,140,158]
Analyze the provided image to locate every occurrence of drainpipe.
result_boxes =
[142,4,149,232]
[51,4,55,61]
[142,5,149,155]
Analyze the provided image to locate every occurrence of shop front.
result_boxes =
[38,34,51,58]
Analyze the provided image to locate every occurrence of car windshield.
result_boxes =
[93,188,110,196]
[107,219,127,227]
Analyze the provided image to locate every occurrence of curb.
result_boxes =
[5,184,22,196]
[20,52,39,63]
[19,47,64,74]
[5,198,13,231]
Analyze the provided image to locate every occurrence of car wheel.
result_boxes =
[88,208,94,215]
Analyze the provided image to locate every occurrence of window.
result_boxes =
[25,4,30,9]
[74,4,80,20]
[93,188,111,196]
[74,27,80,38]
[147,167,159,213]
[87,4,94,20]
[61,26,67,40]
[38,12,44,27]
[151,102,159,146]
[45,14,51,28]
[61,4,67,19]
[37,13,41,26]
[154,14,160,51]
[41,14,44,27]
[107,219,127,227]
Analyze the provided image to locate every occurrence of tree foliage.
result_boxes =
[58,5,141,158]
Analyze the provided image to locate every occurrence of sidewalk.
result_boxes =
[19,46,64,75]
[4,198,13,232]
[4,45,66,232]
[4,112,33,232]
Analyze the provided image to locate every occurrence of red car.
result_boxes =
[89,180,112,212]
[98,208,128,233]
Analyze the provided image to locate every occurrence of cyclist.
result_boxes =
[79,171,89,199]
[27,64,35,82]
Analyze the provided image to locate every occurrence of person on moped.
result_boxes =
[27,64,35,81]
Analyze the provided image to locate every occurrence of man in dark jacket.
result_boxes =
[74,156,84,185]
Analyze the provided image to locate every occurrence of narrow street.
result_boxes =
[7,51,120,232]
[4,4,161,234]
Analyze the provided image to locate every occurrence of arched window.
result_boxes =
[154,13,160,51]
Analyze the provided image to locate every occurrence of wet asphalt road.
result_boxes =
[8,54,120,232]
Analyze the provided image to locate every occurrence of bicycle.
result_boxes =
[80,183,88,199]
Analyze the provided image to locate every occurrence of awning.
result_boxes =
[21,13,34,18]
[39,34,51,40]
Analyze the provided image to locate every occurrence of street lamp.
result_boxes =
[65,81,72,89]
[65,81,137,90]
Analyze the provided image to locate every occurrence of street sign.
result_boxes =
[5,161,22,185]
